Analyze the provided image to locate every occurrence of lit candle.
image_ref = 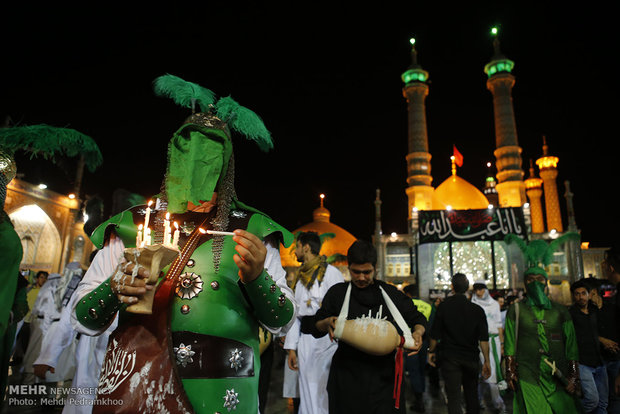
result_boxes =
[144,227,151,246]
[163,212,171,246]
[172,222,180,249]
[144,200,153,230]
[136,224,143,247]
[206,230,235,236]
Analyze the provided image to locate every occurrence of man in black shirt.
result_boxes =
[569,279,609,413]
[301,240,426,413]
[428,273,490,414]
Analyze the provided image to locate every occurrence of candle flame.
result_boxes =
[138,224,143,230]
[147,200,153,207]
[174,222,179,229]
[166,212,170,220]
[198,228,207,234]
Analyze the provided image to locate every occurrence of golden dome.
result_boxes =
[280,196,356,268]
[431,174,490,210]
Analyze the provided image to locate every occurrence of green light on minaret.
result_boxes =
[401,37,429,84]
[484,25,514,78]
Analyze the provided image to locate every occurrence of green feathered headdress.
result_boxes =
[214,96,273,152]
[0,124,103,172]
[153,74,273,152]
[153,74,216,113]
[504,232,581,278]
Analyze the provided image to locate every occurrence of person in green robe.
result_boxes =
[504,234,583,413]
[0,150,24,402]
[71,75,297,413]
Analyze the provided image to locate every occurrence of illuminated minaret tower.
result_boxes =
[484,27,526,207]
[536,136,563,233]
[524,159,545,233]
[402,38,433,217]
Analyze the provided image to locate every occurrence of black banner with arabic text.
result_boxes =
[417,208,527,244]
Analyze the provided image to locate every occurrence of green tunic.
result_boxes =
[0,214,23,402]
[77,204,294,413]
[504,298,581,413]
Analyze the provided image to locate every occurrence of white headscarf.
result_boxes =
[471,280,497,310]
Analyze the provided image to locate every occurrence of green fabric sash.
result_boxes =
[489,333,504,382]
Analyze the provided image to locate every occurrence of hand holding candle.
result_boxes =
[232,229,267,284]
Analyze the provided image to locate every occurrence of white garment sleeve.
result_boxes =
[35,279,62,336]
[33,303,76,369]
[492,303,503,332]
[70,236,125,336]
[261,242,297,336]
[282,316,301,351]
[322,265,345,294]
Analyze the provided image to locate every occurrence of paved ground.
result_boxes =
[263,346,513,414]
[3,346,513,413]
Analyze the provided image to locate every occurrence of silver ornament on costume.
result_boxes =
[230,210,247,219]
[173,343,195,367]
[176,272,204,299]
[180,221,196,236]
[0,149,17,183]
[223,389,239,411]
[229,348,244,371]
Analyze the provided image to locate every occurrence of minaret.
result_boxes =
[536,136,563,232]
[564,180,578,232]
[524,159,545,233]
[484,27,526,207]
[482,161,499,207]
[402,38,433,216]
[374,189,385,280]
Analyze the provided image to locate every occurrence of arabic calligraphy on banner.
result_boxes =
[418,207,527,243]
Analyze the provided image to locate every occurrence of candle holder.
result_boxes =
[124,243,179,314]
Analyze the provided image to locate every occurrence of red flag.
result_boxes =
[453,145,463,167]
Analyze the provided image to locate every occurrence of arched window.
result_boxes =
[433,241,509,289]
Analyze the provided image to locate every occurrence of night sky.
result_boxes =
[1,4,616,247]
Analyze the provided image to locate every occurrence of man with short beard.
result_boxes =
[283,231,343,414]
[569,279,609,413]
[301,240,426,413]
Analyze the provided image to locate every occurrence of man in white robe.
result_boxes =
[21,272,62,384]
[284,231,343,414]
[472,281,507,413]
[33,284,117,413]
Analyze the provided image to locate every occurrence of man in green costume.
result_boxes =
[0,150,24,402]
[70,76,297,413]
[504,235,583,413]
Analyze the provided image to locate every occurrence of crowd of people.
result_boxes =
[1,75,619,414]
[2,233,620,414]
[0,253,112,412]
[272,242,620,414]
